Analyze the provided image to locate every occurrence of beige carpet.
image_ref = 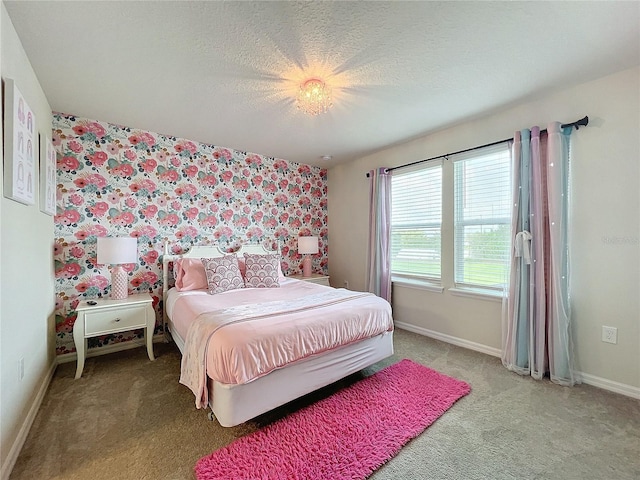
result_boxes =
[9,328,640,480]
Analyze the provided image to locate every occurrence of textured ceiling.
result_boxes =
[4,1,639,167]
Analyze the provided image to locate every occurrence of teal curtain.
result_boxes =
[502,122,578,386]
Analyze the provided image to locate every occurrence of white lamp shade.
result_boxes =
[97,237,138,265]
[298,236,319,255]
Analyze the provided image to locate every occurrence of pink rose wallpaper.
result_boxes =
[53,113,328,355]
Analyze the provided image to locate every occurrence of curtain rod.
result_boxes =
[366,115,589,177]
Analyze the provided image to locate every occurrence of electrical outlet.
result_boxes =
[18,358,25,381]
[602,326,618,344]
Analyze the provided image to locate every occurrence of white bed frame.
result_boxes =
[162,242,394,427]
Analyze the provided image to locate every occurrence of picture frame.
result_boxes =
[3,78,37,205]
[39,134,56,215]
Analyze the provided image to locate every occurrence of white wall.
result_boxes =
[0,9,3,473]
[328,66,640,394]
[0,4,55,477]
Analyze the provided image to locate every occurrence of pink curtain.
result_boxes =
[502,123,578,386]
[366,168,391,302]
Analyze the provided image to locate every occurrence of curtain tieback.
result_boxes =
[515,230,533,264]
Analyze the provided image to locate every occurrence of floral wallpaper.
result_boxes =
[53,113,328,355]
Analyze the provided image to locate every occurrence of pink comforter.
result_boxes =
[174,280,393,408]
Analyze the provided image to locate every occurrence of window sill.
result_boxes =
[392,277,444,293]
[448,287,503,302]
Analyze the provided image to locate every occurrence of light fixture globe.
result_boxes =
[297,79,332,116]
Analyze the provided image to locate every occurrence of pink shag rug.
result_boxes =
[195,359,470,480]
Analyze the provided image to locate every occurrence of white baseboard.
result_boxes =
[56,334,166,364]
[395,321,640,399]
[1,361,56,480]
[578,371,640,399]
[395,321,502,358]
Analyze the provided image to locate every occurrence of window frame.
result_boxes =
[452,142,512,293]
[390,161,443,286]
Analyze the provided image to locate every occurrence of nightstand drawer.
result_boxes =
[73,293,155,378]
[84,306,147,336]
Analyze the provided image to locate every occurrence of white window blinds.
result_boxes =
[391,162,442,281]
[453,143,511,290]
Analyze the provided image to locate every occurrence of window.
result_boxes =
[453,143,511,291]
[390,162,442,282]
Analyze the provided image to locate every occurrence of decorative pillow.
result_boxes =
[243,253,281,288]
[237,256,247,278]
[175,258,208,291]
[238,255,286,280]
[201,255,245,295]
[274,257,286,280]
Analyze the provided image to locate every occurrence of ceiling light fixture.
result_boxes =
[297,78,332,116]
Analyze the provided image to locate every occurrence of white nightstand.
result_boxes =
[73,293,156,379]
[289,273,331,287]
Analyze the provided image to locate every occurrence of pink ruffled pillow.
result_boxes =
[243,253,281,288]
[175,258,208,291]
[201,255,245,294]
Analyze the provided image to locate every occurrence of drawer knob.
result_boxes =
[114,317,121,322]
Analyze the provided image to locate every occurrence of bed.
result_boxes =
[162,242,394,427]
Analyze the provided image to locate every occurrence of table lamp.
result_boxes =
[298,236,319,277]
[97,236,138,300]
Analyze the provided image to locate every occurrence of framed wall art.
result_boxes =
[39,134,56,215]
[3,78,37,205]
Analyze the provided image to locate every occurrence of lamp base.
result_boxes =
[302,255,312,277]
[110,265,129,300]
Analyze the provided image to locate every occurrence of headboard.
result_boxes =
[161,241,279,335]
